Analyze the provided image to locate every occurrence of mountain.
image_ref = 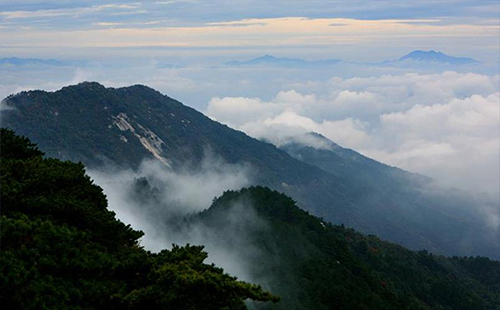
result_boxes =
[0,57,67,66]
[279,133,500,255]
[0,128,277,309]
[280,132,431,186]
[224,51,479,69]
[174,186,500,309]
[1,82,498,259]
[225,55,342,68]
[395,50,479,65]
[3,129,499,310]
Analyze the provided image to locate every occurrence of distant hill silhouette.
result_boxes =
[395,50,479,65]
[225,55,342,67]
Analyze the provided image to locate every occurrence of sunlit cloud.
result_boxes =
[93,22,123,27]
[0,3,142,19]
[1,17,498,52]
[206,72,500,195]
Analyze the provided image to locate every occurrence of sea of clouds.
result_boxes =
[207,71,500,196]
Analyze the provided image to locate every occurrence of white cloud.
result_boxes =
[207,96,277,127]
[88,155,252,251]
[206,72,500,195]
[93,22,123,27]
[240,112,370,148]
[273,89,316,105]
[87,156,267,284]
[369,92,500,192]
[0,3,142,19]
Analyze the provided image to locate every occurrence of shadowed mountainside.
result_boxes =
[2,82,498,259]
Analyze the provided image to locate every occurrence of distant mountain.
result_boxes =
[0,57,67,66]
[156,63,186,69]
[2,82,499,259]
[225,51,479,68]
[225,55,342,68]
[392,50,479,65]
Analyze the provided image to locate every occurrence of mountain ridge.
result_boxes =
[225,54,342,67]
[0,57,70,67]
[2,81,498,259]
[224,50,480,68]
[397,50,479,64]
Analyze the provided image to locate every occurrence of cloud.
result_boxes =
[87,155,271,284]
[370,92,500,192]
[207,96,276,126]
[93,22,123,27]
[240,112,370,149]
[1,1,498,65]
[0,3,141,19]
[0,99,14,113]
[206,72,500,196]
[2,0,498,22]
[89,155,252,236]
[273,89,316,105]
[0,16,498,64]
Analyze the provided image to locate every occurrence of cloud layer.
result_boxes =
[206,72,500,196]
[1,13,499,63]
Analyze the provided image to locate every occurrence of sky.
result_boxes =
[1,0,499,61]
[1,0,499,197]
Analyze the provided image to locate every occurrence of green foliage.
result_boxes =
[120,245,279,309]
[193,186,500,310]
[0,128,278,309]
[0,128,44,160]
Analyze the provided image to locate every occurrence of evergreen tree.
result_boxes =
[0,128,279,309]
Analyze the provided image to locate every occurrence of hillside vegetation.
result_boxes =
[0,128,278,309]
[1,128,499,309]
[189,186,500,309]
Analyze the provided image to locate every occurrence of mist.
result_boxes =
[88,155,272,285]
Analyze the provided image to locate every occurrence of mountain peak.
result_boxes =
[55,81,107,94]
[119,83,160,93]
[260,54,277,59]
[398,50,478,64]
[74,81,106,88]
[57,82,164,98]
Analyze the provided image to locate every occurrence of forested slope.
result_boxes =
[0,128,278,309]
[186,186,500,310]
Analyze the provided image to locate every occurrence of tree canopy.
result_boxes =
[0,128,279,309]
